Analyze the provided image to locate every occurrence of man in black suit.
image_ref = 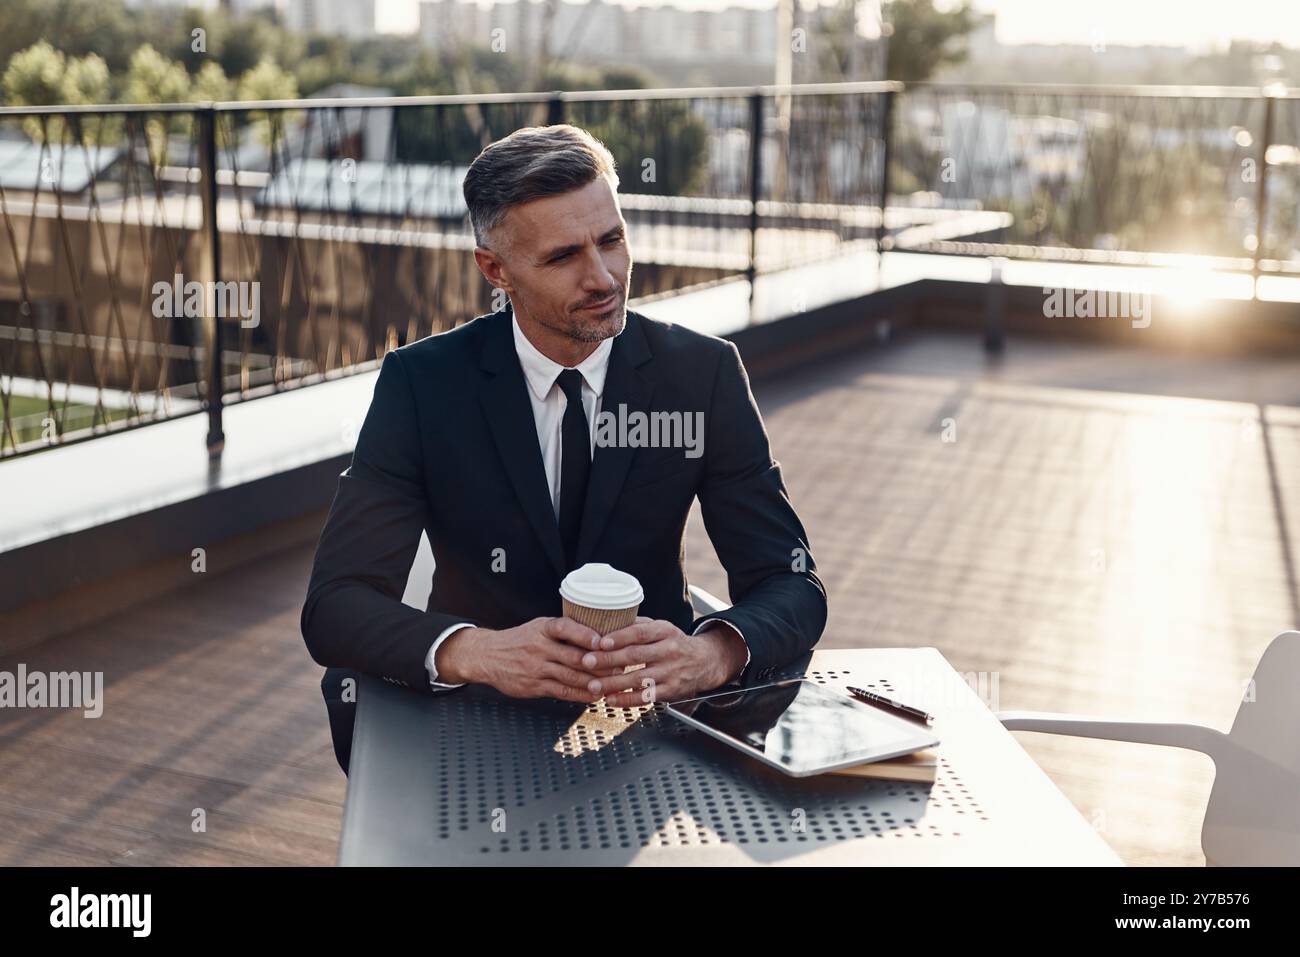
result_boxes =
[301,124,826,773]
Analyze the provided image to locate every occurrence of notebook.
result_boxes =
[825,747,939,783]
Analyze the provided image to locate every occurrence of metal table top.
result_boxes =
[338,647,1122,865]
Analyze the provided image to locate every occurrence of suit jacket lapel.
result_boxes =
[477,308,568,578]
[576,313,654,566]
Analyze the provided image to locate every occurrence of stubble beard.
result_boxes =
[554,287,627,344]
[567,305,626,343]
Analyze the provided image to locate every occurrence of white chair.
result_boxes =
[689,584,729,617]
[996,630,1300,866]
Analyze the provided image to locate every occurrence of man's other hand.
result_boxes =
[435,617,608,703]
[577,617,748,708]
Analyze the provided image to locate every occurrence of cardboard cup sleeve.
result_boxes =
[561,599,640,636]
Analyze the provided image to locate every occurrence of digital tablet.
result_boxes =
[665,679,940,777]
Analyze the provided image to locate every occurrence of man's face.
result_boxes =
[479,176,633,345]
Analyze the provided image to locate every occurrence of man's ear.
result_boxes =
[473,245,514,295]
[473,246,503,290]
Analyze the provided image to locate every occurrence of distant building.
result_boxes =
[122,0,217,8]
[122,0,284,16]
[285,0,377,37]
[416,0,781,69]
[550,0,623,59]
[419,0,492,48]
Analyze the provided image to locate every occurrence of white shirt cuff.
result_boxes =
[692,617,750,684]
[426,622,474,689]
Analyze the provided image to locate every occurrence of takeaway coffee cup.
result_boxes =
[559,563,644,637]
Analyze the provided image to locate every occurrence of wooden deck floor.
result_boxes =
[2,329,1296,866]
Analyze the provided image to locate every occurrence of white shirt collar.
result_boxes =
[511,309,613,402]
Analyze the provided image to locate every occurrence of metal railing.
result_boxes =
[1,80,1297,458]
[887,82,1300,276]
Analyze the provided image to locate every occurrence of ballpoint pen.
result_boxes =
[846,686,935,724]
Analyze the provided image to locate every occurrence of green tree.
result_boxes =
[236,56,298,102]
[187,60,235,149]
[882,0,979,82]
[2,40,66,106]
[236,56,300,149]
[62,52,115,145]
[123,44,190,104]
[804,0,877,82]
[3,42,115,144]
[122,45,190,164]
[63,53,110,105]
[218,13,303,80]
[190,60,232,103]
[0,0,136,76]
[3,41,71,142]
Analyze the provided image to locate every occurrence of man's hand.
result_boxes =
[578,617,748,708]
[435,617,607,704]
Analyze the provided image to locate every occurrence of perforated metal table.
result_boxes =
[338,648,1123,865]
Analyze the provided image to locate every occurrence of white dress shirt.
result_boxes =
[423,311,748,689]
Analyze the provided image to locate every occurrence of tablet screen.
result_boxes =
[668,679,938,775]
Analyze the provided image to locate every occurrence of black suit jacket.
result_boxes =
[301,303,827,772]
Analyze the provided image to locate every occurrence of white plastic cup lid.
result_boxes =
[559,562,644,610]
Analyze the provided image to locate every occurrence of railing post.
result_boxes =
[1253,90,1276,295]
[547,92,565,126]
[198,105,224,457]
[747,90,764,319]
[984,257,1006,354]
[876,87,895,275]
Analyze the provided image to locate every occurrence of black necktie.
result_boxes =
[556,369,591,570]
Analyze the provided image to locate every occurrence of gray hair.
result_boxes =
[462,124,619,250]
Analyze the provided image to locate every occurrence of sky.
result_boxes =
[374,0,1300,53]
